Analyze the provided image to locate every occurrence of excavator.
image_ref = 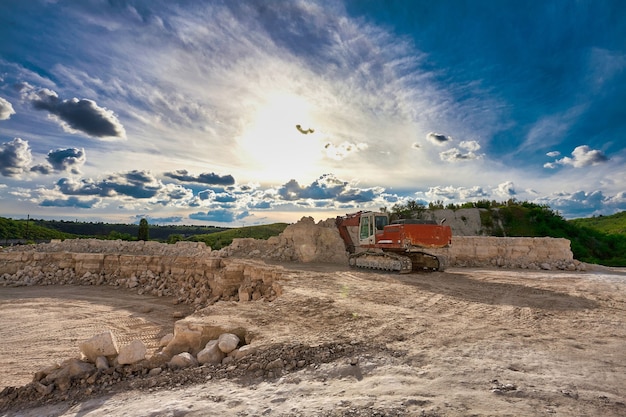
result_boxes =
[336,211,452,273]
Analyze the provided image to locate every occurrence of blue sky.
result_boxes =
[0,0,624,226]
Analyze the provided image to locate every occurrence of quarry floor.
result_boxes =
[1,263,625,417]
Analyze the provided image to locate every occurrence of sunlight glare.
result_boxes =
[237,92,323,182]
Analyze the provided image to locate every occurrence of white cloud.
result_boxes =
[0,138,32,177]
[0,97,15,120]
[494,181,516,198]
[425,185,488,201]
[439,140,484,162]
[544,145,608,169]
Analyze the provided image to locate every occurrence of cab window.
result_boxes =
[360,216,370,240]
[375,215,388,231]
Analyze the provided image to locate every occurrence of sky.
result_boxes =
[0,0,625,226]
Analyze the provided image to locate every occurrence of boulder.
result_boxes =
[217,333,240,353]
[66,358,96,378]
[169,352,198,369]
[95,356,109,370]
[117,339,147,365]
[159,333,174,347]
[196,340,225,365]
[79,331,118,363]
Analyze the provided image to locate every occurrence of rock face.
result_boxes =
[431,236,581,270]
[0,242,283,306]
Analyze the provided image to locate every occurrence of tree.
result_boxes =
[138,218,149,241]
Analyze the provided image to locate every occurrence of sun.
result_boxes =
[237,92,324,183]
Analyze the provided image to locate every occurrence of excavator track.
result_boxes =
[349,251,412,273]
[407,251,442,272]
[349,250,444,273]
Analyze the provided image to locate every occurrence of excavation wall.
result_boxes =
[0,240,282,306]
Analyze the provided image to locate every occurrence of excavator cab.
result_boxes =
[358,212,389,246]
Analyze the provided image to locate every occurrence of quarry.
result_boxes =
[0,215,624,416]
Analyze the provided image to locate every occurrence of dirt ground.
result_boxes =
[1,263,625,416]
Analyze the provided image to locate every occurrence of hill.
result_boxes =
[568,211,626,235]
[0,217,75,243]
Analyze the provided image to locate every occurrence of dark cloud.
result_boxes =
[40,196,99,209]
[164,169,235,185]
[0,97,15,120]
[426,132,451,146]
[0,138,32,177]
[32,147,86,175]
[25,87,125,139]
[277,174,380,203]
[250,201,272,209]
[544,145,609,168]
[30,164,54,175]
[189,209,248,223]
[57,170,162,199]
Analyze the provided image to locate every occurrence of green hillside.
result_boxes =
[491,205,626,266]
[568,211,626,235]
[0,217,75,242]
[188,223,289,250]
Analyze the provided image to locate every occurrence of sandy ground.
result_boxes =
[1,263,625,416]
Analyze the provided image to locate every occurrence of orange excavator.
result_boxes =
[336,211,452,273]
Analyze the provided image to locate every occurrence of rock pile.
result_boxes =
[1,334,368,413]
[220,216,348,264]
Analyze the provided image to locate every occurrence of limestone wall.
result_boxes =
[0,240,282,306]
[432,236,582,270]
